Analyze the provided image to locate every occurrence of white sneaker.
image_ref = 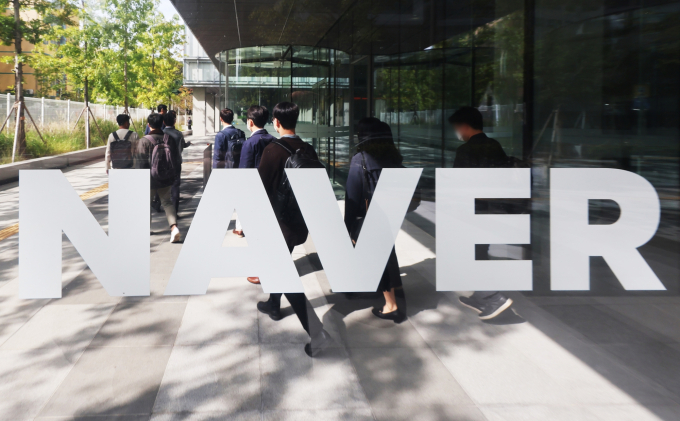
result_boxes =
[170,226,181,243]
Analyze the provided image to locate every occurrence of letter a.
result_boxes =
[164,169,302,295]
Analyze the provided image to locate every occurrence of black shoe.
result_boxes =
[257,300,282,321]
[304,329,332,358]
[479,296,513,320]
[459,296,484,313]
[371,307,407,324]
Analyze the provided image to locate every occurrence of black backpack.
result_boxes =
[226,128,246,168]
[271,139,325,231]
[147,134,176,185]
[110,131,134,169]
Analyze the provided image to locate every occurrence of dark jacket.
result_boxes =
[163,126,189,167]
[258,135,317,247]
[135,129,180,189]
[239,129,275,169]
[454,132,508,213]
[344,151,401,233]
[213,125,246,169]
[452,133,508,168]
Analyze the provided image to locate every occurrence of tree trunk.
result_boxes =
[13,0,26,158]
[84,75,90,149]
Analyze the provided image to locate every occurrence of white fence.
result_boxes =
[0,95,190,130]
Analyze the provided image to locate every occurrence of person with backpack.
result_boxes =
[105,114,139,173]
[163,111,191,213]
[212,108,246,169]
[136,113,182,243]
[234,105,275,252]
[255,101,332,357]
[345,118,409,323]
[213,107,247,237]
[450,106,514,320]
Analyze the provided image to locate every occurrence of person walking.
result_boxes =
[255,101,332,357]
[212,108,246,169]
[238,105,276,284]
[145,104,168,135]
[137,113,182,243]
[163,111,191,213]
[213,107,247,236]
[345,117,408,323]
[105,114,139,173]
[450,106,513,320]
[240,105,274,169]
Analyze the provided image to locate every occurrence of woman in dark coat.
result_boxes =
[344,117,407,323]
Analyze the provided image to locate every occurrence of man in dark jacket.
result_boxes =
[163,112,191,213]
[255,101,331,357]
[450,106,513,320]
[137,113,182,243]
[212,108,246,169]
[144,104,167,135]
[239,105,274,169]
[240,105,274,272]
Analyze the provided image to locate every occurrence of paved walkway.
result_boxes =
[1,136,680,420]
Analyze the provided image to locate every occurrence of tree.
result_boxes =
[0,0,76,158]
[135,14,183,108]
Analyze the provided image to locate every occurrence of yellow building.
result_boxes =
[0,36,39,96]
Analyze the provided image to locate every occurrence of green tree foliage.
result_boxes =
[0,0,77,157]
[33,0,183,108]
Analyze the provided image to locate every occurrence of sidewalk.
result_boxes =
[0,137,679,420]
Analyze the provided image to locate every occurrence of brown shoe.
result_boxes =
[234,230,244,237]
[247,277,260,284]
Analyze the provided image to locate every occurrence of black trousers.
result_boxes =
[267,243,323,337]
[471,244,501,301]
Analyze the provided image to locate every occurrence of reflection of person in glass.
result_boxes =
[450,106,514,320]
[345,118,407,323]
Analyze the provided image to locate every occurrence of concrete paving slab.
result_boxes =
[349,346,478,419]
[149,412,260,421]
[90,302,187,347]
[36,416,151,421]
[1,303,115,362]
[479,405,601,421]
[0,348,77,421]
[39,346,172,417]
[337,307,429,348]
[431,340,570,406]
[262,408,374,420]
[153,344,261,413]
[587,404,680,421]
[260,343,370,411]
[175,278,259,345]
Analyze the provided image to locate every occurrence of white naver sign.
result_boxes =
[17,167,664,299]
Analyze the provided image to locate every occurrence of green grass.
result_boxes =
[0,119,146,165]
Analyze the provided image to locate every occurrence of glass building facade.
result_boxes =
[214,0,680,294]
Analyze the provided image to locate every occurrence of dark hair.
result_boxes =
[246,105,269,128]
[448,106,483,130]
[356,117,403,164]
[148,113,164,129]
[163,112,177,127]
[220,108,234,124]
[272,102,299,130]
[157,104,168,113]
[116,114,130,126]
